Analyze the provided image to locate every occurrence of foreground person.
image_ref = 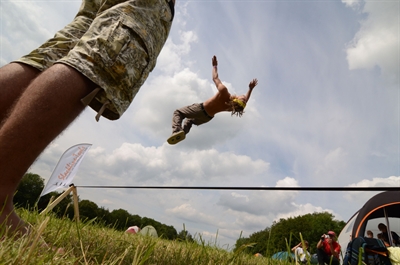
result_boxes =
[0,0,175,237]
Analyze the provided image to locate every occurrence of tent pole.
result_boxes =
[383,208,394,246]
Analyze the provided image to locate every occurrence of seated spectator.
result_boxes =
[291,240,310,264]
[316,231,341,265]
[366,230,374,238]
[378,233,390,247]
[377,223,399,246]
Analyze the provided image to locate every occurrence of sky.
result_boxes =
[1,0,399,250]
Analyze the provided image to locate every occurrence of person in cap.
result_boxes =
[167,55,258,145]
[316,231,341,265]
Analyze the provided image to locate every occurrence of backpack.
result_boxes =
[343,237,392,265]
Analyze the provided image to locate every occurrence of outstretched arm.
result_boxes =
[245,78,258,102]
[291,242,302,252]
[212,55,228,93]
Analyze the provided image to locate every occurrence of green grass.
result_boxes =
[1,208,295,265]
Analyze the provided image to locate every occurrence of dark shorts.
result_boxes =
[179,103,213,125]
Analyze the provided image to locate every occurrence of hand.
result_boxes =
[212,55,218,67]
[249,78,258,89]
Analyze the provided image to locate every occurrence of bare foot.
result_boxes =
[0,209,28,238]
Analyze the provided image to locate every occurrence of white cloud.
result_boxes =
[276,203,338,221]
[343,176,400,203]
[70,142,270,188]
[217,177,300,215]
[156,30,198,74]
[0,1,79,65]
[276,177,300,187]
[167,203,214,225]
[314,147,348,177]
[345,1,399,85]
[341,0,362,8]
[348,176,400,188]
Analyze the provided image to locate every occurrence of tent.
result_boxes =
[271,251,294,261]
[126,225,158,238]
[138,225,158,238]
[126,226,140,234]
[338,190,400,252]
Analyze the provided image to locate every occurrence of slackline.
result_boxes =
[76,186,399,191]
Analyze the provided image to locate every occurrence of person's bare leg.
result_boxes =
[0,63,41,125]
[0,63,96,235]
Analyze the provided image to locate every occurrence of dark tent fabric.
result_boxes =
[351,191,400,239]
[272,251,319,264]
[338,190,400,264]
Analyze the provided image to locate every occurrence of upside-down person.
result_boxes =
[167,55,258,144]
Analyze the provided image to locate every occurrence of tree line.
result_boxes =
[234,212,346,256]
[15,173,346,252]
[14,173,179,240]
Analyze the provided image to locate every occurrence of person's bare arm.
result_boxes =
[291,242,301,252]
[212,55,228,93]
[245,78,258,102]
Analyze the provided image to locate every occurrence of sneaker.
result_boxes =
[167,131,186,145]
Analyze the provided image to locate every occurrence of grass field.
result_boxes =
[1,208,296,265]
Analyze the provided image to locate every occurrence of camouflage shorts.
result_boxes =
[16,0,173,120]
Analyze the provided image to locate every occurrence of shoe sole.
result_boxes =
[167,131,186,145]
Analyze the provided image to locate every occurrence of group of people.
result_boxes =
[291,224,399,265]
[367,223,400,246]
[0,0,258,239]
[289,231,340,265]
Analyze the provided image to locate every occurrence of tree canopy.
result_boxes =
[234,212,346,256]
[14,173,178,240]
[16,173,346,249]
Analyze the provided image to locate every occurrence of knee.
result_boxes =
[332,257,340,265]
[185,118,194,124]
[173,109,185,119]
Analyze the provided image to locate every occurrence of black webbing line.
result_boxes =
[75,186,399,191]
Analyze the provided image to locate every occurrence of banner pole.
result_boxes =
[72,185,80,222]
